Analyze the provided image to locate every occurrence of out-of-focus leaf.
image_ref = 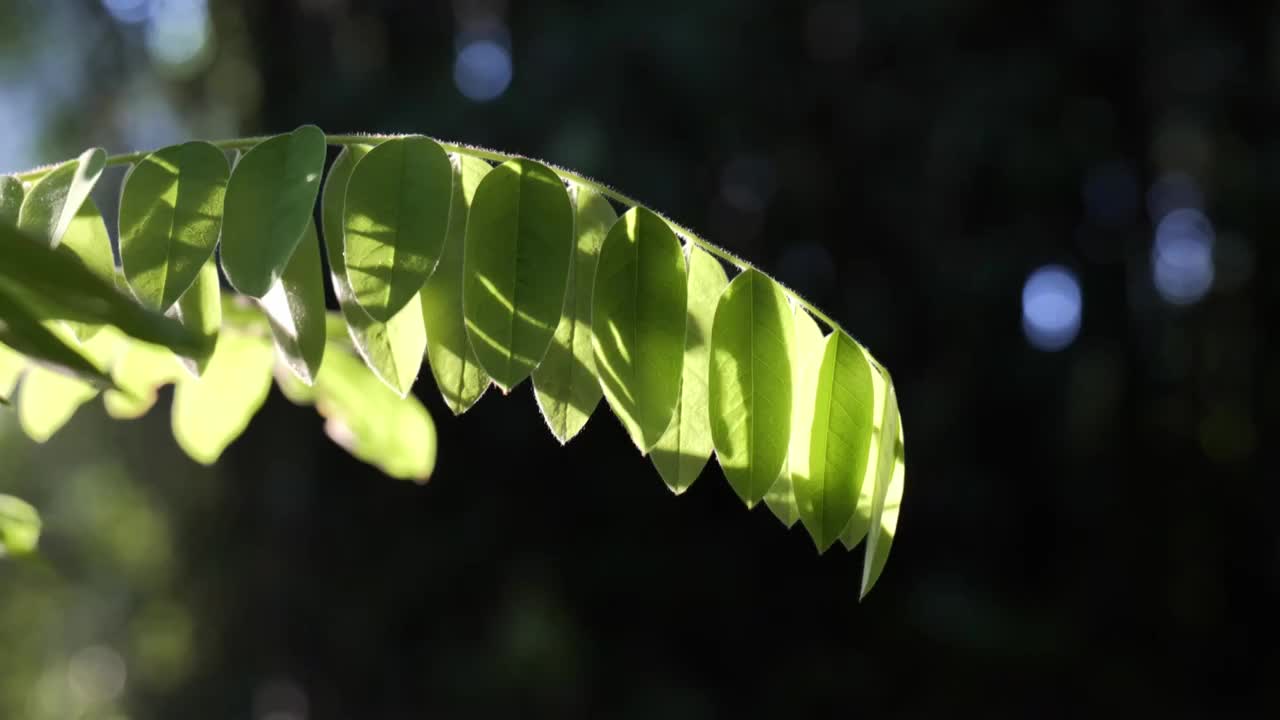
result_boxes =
[532,184,616,444]
[172,258,222,376]
[312,340,437,482]
[171,331,275,465]
[321,143,426,397]
[343,136,453,321]
[794,331,874,552]
[592,207,687,453]
[103,339,184,420]
[260,220,326,384]
[421,154,491,413]
[463,158,573,392]
[119,141,229,310]
[765,305,825,527]
[0,495,41,557]
[59,197,118,341]
[0,342,23,402]
[709,268,795,507]
[651,244,727,493]
[16,147,106,248]
[15,329,123,443]
[219,125,326,297]
[0,284,115,389]
[0,223,208,357]
[862,378,904,599]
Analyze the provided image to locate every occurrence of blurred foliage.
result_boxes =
[0,0,1276,717]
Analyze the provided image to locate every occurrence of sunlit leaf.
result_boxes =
[421,154,492,414]
[651,244,727,493]
[462,158,573,392]
[862,378,903,599]
[311,340,437,482]
[219,125,326,297]
[838,362,889,550]
[709,268,795,507]
[0,495,41,557]
[103,338,184,420]
[172,257,222,376]
[260,220,326,384]
[59,197,118,341]
[532,184,616,443]
[16,147,106,248]
[343,135,453,322]
[765,305,825,527]
[119,141,229,310]
[794,331,875,552]
[14,329,123,443]
[0,284,115,389]
[171,331,274,465]
[0,175,25,227]
[321,143,427,397]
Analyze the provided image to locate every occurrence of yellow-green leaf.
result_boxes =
[343,136,453,322]
[862,379,904,598]
[532,184,616,443]
[709,269,795,507]
[103,339,184,420]
[462,158,573,392]
[15,327,123,443]
[16,147,106,248]
[421,154,492,413]
[172,258,222,376]
[0,495,41,557]
[764,305,825,527]
[650,244,727,493]
[171,332,275,465]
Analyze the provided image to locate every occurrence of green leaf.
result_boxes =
[14,329,122,443]
[650,244,728,493]
[532,184,617,443]
[311,341,437,482]
[0,284,115,389]
[862,378,903,599]
[0,222,208,357]
[837,363,889,551]
[171,331,275,465]
[0,175,24,227]
[16,147,106,248]
[219,125,327,297]
[119,141,230,310]
[709,268,796,507]
[462,158,574,392]
[343,136,453,322]
[0,495,41,557]
[103,339,184,420]
[591,208,688,453]
[0,342,23,402]
[794,331,875,552]
[59,197,118,341]
[321,144,426,397]
[172,257,222,376]
[764,305,825,527]
[421,154,492,414]
[260,220,326,384]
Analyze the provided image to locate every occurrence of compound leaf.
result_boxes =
[343,135,453,322]
[463,158,573,392]
[709,268,795,507]
[119,141,229,310]
[532,184,616,443]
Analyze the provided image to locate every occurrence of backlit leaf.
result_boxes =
[321,144,426,397]
[0,495,41,557]
[592,207,688,453]
[421,154,492,413]
[59,197,118,341]
[219,125,326,297]
[795,331,875,552]
[838,362,889,551]
[862,378,903,599]
[103,339,184,420]
[172,258,222,376]
[16,147,106,248]
[119,141,230,310]
[14,329,122,443]
[764,305,825,527]
[650,244,727,493]
[0,284,115,389]
[171,331,275,465]
[260,220,326,384]
[462,158,573,392]
[0,342,23,402]
[709,269,795,507]
[532,184,616,443]
[343,135,453,321]
[0,175,24,227]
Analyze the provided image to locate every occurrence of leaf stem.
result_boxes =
[10,133,890,381]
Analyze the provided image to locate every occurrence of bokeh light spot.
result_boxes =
[453,40,512,102]
[101,0,151,24]
[1152,207,1214,305]
[1022,265,1082,352]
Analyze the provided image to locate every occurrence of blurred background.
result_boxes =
[0,0,1276,716]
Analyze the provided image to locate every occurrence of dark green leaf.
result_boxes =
[343,136,453,321]
[219,125,327,297]
[260,220,326,384]
[119,141,230,310]
[533,184,617,444]
[462,158,573,392]
[709,269,796,507]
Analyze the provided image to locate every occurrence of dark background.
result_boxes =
[0,0,1276,717]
